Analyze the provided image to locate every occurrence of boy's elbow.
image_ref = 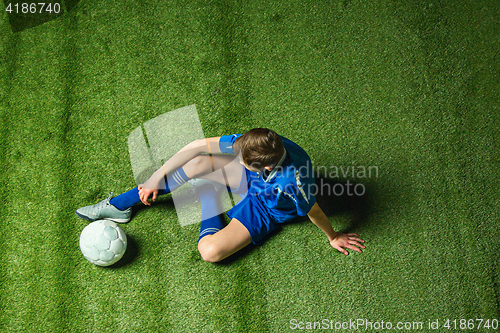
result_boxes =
[307,202,320,216]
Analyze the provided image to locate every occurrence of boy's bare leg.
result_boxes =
[182,154,244,190]
[197,218,252,262]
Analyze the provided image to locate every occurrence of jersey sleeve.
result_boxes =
[218,134,242,154]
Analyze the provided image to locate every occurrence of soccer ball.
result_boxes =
[79,220,127,266]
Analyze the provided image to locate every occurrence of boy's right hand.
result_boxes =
[138,186,158,206]
[329,233,365,255]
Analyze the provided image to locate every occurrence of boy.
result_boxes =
[76,128,365,262]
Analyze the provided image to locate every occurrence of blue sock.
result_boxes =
[197,185,224,242]
[110,168,190,210]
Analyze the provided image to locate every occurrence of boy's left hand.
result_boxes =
[330,233,365,255]
[138,186,158,206]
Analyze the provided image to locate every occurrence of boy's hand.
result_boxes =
[138,186,158,206]
[330,233,365,255]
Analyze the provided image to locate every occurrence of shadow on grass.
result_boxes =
[108,234,139,269]
[312,176,373,233]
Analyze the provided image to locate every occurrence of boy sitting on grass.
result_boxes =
[76,128,365,262]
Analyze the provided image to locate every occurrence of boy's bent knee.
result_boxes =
[198,239,222,263]
[185,155,211,178]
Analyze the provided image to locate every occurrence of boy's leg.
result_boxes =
[196,183,225,241]
[183,154,243,191]
[111,154,242,210]
[109,168,190,210]
[76,154,243,222]
[198,218,252,262]
[194,156,251,262]
[194,158,249,261]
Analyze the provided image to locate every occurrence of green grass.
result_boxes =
[1,0,499,332]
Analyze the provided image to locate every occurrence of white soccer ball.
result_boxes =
[79,220,127,266]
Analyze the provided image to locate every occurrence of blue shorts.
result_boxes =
[226,167,281,245]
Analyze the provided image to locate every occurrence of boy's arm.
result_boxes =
[307,202,365,255]
[138,137,221,204]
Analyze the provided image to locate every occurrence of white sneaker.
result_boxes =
[76,193,132,223]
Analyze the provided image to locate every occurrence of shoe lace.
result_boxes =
[95,192,113,212]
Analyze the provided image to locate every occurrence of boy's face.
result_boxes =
[239,159,261,173]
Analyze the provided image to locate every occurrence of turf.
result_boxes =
[1,0,499,332]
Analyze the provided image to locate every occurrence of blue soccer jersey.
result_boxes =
[219,134,316,223]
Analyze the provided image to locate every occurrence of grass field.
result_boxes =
[1,0,499,332]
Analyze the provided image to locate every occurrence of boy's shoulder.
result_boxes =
[218,134,241,154]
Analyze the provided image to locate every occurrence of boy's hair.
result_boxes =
[234,128,285,170]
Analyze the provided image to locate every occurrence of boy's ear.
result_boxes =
[264,165,273,171]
